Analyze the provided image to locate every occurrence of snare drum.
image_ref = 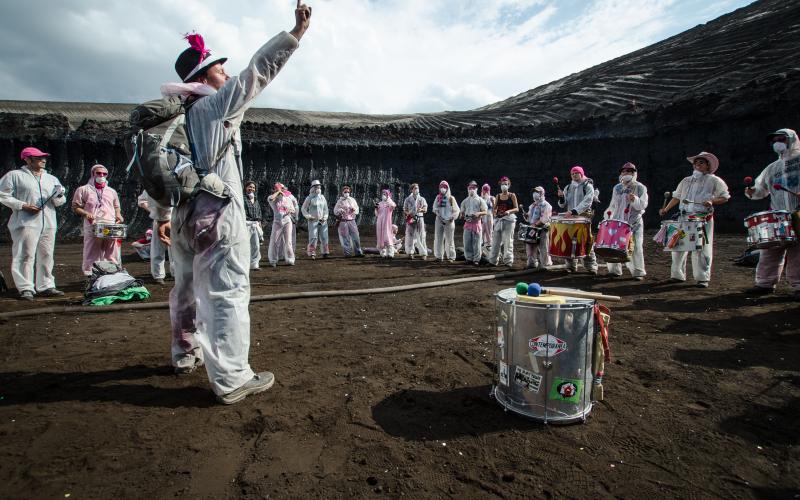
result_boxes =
[594,219,632,263]
[517,223,548,244]
[656,219,703,252]
[743,210,797,249]
[492,288,597,424]
[548,216,592,259]
[93,223,128,239]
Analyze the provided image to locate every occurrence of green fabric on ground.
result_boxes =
[89,286,151,306]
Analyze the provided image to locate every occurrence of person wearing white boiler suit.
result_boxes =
[489,176,519,267]
[402,183,428,259]
[459,180,488,265]
[0,147,67,300]
[137,190,172,283]
[267,183,299,266]
[432,180,460,262]
[159,3,312,404]
[604,162,648,279]
[301,179,330,259]
[744,128,800,299]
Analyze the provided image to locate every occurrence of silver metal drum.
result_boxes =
[492,287,595,424]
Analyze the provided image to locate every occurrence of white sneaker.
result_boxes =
[217,371,275,405]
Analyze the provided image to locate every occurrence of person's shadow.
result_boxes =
[0,364,216,408]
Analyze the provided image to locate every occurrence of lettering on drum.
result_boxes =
[528,334,568,357]
[513,366,542,393]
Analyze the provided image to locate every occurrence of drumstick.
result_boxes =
[553,176,562,196]
[525,283,621,302]
[660,191,671,219]
[744,176,753,186]
[773,183,800,198]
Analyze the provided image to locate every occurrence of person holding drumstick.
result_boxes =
[557,166,599,274]
[524,186,552,271]
[658,152,730,288]
[604,162,648,279]
[488,176,519,267]
[744,128,800,299]
[459,181,488,266]
[72,164,123,276]
[0,147,67,300]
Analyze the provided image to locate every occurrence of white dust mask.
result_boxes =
[621,174,633,183]
[692,170,704,178]
[774,142,788,154]
[381,194,388,201]
[343,192,350,198]
[440,188,447,194]
[532,193,541,201]
[468,189,477,196]
[247,192,255,200]
[500,184,509,192]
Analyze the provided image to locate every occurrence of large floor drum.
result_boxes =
[492,288,595,424]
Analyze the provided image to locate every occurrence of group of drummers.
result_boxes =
[1,127,799,301]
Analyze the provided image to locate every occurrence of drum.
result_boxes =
[656,219,703,252]
[93,223,128,239]
[492,288,597,424]
[548,216,592,259]
[517,223,548,244]
[594,219,632,263]
[743,210,797,249]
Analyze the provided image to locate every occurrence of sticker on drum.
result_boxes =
[548,377,583,404]
[528,334,567,357]
[496,326,505,347]
[499,361,509,386]
[513,366,542,393]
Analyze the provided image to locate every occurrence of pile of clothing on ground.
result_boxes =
[84,261,150,306]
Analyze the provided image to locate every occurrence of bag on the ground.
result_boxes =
[84,261,146,305]
[732,248,760,267]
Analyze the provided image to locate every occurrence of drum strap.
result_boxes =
[593,304,611,362]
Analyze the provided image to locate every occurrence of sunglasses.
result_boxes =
[95,172,108,177]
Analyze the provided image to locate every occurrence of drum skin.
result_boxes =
[548,216,592,258]
[492,288,596,424]
[594,219,632,263]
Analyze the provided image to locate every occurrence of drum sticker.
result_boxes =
[496,326,505,347]
[528,334,567,357]
[513,366,542,393]
[499,361,509,386]
[548,377,583,404]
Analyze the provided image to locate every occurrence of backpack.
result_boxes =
[127,96,239,208]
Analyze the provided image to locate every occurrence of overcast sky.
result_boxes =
[0,0,753,114]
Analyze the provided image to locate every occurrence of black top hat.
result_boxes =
[174,33,227,82]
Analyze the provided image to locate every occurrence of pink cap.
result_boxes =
[570,166,585,176]
[499,176,510,183]
[20,147,50,160]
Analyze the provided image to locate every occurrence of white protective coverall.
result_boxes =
[432,182,460,261]
[489,191,519,266]
[167,31,299,394]
[301,188,329,257]
[0,165,66,293]
[137,190,172,279]
[745,128,800,291]
[526,194,553,270]
[557,179,599,272]
[334,195,363,256]
[460,192,488,264]
[403,192,428,257]
[604,173,648,277]
[669,171,730,283]
[267,191,298,265]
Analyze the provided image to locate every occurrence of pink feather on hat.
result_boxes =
[183,33,210,63]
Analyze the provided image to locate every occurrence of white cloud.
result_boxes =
[0,0,752,113]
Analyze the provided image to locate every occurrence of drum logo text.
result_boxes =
[513,366,542,393]
[528,335,567,357]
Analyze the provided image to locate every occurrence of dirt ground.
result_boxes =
[0,230,798,500]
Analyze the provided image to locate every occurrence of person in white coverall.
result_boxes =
[301,179,329,259]
[744,128,800,300]
[557,166,599,274]
[0,147,67,300]
[432,180,460,262]
[334,185,364,257]
[489,176,519,267]
[480,183,495,256]
[157,2,311,404]
[403,183,428,259]
[243,181,264,270]
[604,163,648,279]
[659,152,730,288]
[525,186,552,271]
[459,180,488,265]
[137,190,172,283]
[267,182,298,267]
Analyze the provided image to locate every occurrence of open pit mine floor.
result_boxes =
[0,233,798,499]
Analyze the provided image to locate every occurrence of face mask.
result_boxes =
[440,188,447,194]
[94,175,108,185]
[774,142,788,154]
[247,192,255,200]
[412,189,419,195]
[692,170,704,178]
[343,192,350,198]
[381,194,388,201]
[621,174,633,183]
[500,184,509,192]
[532,193,541,201]
[468,189,477,196]
[312,187,321,195]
